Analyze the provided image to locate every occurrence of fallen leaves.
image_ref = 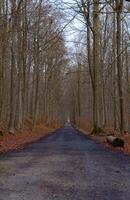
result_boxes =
[0,125,53,153]
[78,127,130,156]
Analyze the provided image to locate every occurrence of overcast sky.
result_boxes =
[49,0,130,54]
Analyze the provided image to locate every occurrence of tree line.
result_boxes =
[61,0,130,134]
[0,0,67,131]
[0,0,130,134]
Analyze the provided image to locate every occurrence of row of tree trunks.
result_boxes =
[0,0,67,130]
[67,0,130,134]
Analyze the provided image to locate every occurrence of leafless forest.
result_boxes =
[0,0,130,135]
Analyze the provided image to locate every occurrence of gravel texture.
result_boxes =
[0,124,130,200]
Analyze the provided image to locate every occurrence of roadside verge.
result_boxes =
[77,128,130,155]
[0,125,54,153]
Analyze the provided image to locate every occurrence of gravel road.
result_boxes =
[0,125,130,200]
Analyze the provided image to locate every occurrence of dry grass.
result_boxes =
[76,118,93,132]
[46,119,60,129]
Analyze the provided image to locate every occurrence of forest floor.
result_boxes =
[0,121,55,153]
[79,129,130,156]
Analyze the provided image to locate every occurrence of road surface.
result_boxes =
[0,125,130,200]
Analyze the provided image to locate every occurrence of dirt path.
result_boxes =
[0,125,130,200]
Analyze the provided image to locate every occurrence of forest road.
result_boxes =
[0,125,130,200]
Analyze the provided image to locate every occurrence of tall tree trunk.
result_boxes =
[93,0,100,131]
[8,0,16,131]
[112,3,118,130]
[116,0,124,134]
